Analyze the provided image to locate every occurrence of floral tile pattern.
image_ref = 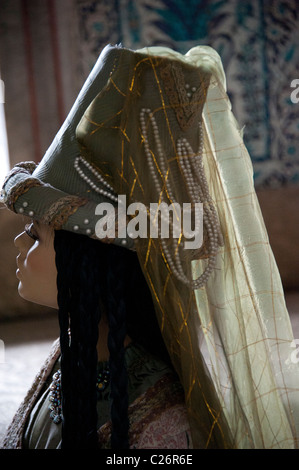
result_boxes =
[75,0,299,188]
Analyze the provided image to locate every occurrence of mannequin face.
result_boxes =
[14,221,58,309]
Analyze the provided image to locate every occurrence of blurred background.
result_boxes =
[0,0,298,444]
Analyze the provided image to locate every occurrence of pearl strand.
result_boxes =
[140,108,210,288]
[188,137,224,248]
[140,109,162,196]
[177,135,223,288]
[140,108,187,284]
[74,155,118,203]
[140,108,178,238]
[140,106,224,289]
[173,137,207,288]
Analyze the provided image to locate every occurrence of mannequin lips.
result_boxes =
[16,256,22,278]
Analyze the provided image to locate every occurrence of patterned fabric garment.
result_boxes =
[99,374,191,449]
[6,342,191,449]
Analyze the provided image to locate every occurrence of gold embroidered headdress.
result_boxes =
[2,44,299,448]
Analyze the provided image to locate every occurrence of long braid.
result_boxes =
[106,245,129,449]
[72,233,101,448]
[54,230,102,448]
[54,230,73,447]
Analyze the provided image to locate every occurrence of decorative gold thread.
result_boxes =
[109,76,126,97]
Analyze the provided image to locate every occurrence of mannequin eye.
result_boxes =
[25,223,39,241]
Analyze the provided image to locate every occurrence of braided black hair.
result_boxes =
[54,230,170,449]
[54,230,101,448]
[106,245,129,449]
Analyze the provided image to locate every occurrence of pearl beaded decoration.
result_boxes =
[74,155,118,203]
[140,107,223,289]
[140,108,177,208]
[185,83,197,99]
[140,108,193,286]
[177,136,223,288]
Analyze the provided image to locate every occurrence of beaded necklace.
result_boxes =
[48,364,110,424]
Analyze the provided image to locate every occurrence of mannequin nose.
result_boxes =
[14,231,31,252]
[14,231,24,249]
